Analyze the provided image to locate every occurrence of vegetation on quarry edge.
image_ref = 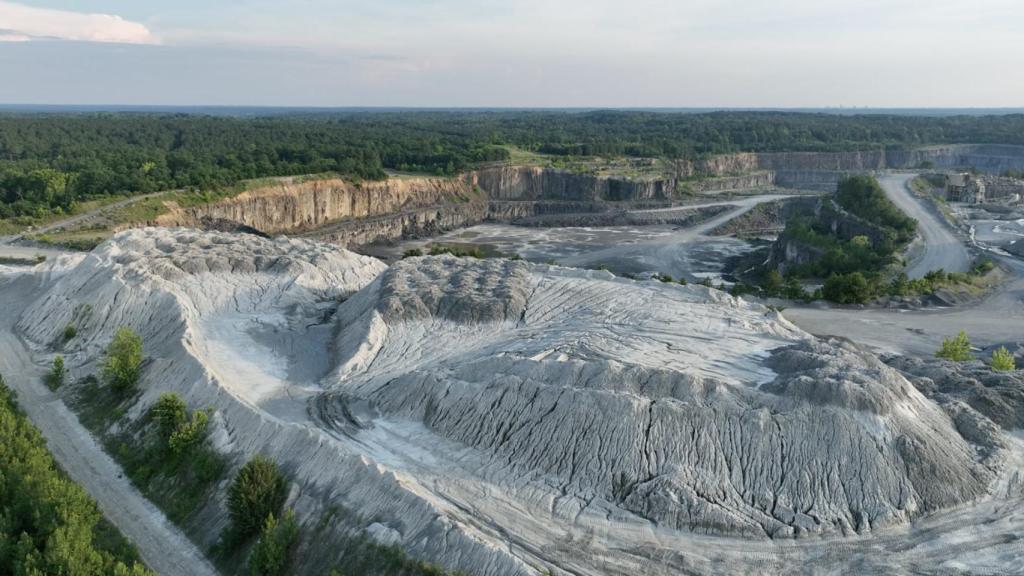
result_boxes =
[5,110,1024,230]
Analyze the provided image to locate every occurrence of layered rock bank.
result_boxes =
[152,145,1024,248]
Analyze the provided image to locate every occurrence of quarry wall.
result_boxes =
[154,144,1024,246]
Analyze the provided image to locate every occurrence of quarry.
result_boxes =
[2,143,1024,575]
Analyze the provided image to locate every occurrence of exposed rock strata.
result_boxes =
[152,145,1024,249]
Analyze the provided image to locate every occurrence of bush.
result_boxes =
[102,328,143,393]
[936,331,973,362]
[991,346,1016,372]
[401,248,423,258]
[168,411,209,456]
[249,510,299,576]
[46,355,66,390]
[63,324,77,341]
[149,393,211,456]
[151,393,188,440]
[822,272,872,304]
[762,269,784,296]
[228,456,288,539]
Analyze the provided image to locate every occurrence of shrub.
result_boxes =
[151,393,188,440]
[762,269,784,296]
[401,248,423,258]
[249,510,299,576]
[991,346,1016,372]
[149,393,211,456]
[168,410,210,456]
[63,324,77,341]
[936,331,973,362]
[822,272,872,304]
[47,355,66,390]
[973,259,996,276]
[228,456,288,539]
[102,328,143,393]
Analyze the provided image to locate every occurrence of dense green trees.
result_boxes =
[5,110,1024,221]
[0,374,152,575]
[834,175,917,248]
[822,272,872,304]
[103,327,143,393]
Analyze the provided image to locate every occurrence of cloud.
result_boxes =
[0,1,157,44]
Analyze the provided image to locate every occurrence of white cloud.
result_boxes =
[0,1,157,44]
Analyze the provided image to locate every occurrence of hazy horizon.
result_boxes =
[1,1,1022,108]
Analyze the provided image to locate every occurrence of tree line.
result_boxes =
[0,374,152,575]
[5,110,1024,219]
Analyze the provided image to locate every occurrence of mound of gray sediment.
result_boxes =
[323,257,1002,538]
[888,354,1024,430]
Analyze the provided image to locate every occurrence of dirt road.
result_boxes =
[880,173,971,278]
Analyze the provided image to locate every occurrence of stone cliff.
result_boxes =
[151,144,1024,248]
[156,176,483,235]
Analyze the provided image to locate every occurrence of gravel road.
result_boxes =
[880,173,971,278]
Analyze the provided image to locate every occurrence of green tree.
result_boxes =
[0,374,153,575]
[991,346,1016,372]
[103,327,143,393]
[63,324,77,341]
[151,392,188,441]
[936,331,974,362]
[822,272,873,304]
[249,510,299,576]
[228,456,289,539]
[168,410,210,456]
[763,269,784,296]
[47,355,67,390]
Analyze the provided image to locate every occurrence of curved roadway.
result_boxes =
[880,173,971,278]
[785,172,1022,356]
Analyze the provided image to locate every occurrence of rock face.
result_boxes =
[150,145,1024,250]
[12,230,1013,574]
[156,176,485,236]
[156,167,780,247]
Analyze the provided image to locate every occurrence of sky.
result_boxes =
[0,0,1022,108]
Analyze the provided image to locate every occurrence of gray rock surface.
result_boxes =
[10,228,1022,575]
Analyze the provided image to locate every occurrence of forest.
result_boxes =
[0,375,151,575]
[4,110,1024,220]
